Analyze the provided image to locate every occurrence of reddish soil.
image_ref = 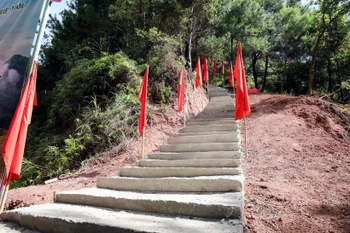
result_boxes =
[5,90,350,233]
[244,94,350,233]
[5,84,208,210]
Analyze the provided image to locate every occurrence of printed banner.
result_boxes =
[0,0,45,146]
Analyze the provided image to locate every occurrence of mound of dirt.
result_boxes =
[289,97,350,139]
[244,94,350,233]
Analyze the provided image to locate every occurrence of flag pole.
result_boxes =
[243,112,248,160]
[29,0,52,75]
[0,165,7,213]
[207,82,210,98]
[141,131,145,160]
[0,0,51,214]
[183,91,186,128]
[0,184,9,213]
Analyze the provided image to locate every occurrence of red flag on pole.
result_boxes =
[177,67,185,112]
[203,55,209,83]
[2,62,38,183]
[221,57,225,76]
[213,60,217,77]
[234,43,250,120]
[138,66,149,136]
[195,57,202,87]
[229,62,234,87]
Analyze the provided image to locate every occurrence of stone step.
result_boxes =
[181,125,238,133]
[205,104,232,107]
[190,117,233,122]
[138,159,241,167]
[119,167,242,177]
[1,203,243,233]
[148,151,242,160]
[56,188,243,219]
[178,130,239,136]
[187,119,237,126]
[159,143,240,152]
[168,133,239,144]
[209,92,229,97]
[97,175,243,192]
[0,222,40,233]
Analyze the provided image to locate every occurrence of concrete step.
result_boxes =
[159,143,240,152]
[187,119,237,126]
[168,133,239,144]
[1,203,243,233]
[203,105,234,110]
[181,125,238,133]
[56,188,243,219]
[191,117,233,122]
[178,130,239,136]
[148,151,242,160]
[97,175,243,192]
[0,222,40,233]
[119,167,242,177]
[138,159,241,167]
[209,92,229,97]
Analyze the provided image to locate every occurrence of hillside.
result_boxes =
[5,85,208,210]
[4,92,350,233]
[244,94,350,233]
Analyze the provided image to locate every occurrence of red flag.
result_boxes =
[195,57,202,87]
[177,67,185,112]
[2,62,38,183]
[234,43,250,120]
[51,0,63,2]
[203,55,209,83]
[221,57,225,76]
[229,62,234,87]
[138,66,149,136]
[213,60,217,77]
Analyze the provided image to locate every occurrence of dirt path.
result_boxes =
[244,94,350,233]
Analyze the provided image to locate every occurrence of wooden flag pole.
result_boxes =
[0,184,9,213]
[141,131,145,160]
[183,91,186,128]
[0,166,7,213]
[183,110,186,128]
[207,82,210,97]
[243,112,248,160]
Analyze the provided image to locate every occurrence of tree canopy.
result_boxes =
[13,0,350,187]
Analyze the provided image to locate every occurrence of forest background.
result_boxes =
[12,0,350,188]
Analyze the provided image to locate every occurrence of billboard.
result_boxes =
[0,0,45,146]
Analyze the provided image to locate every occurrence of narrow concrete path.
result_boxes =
[0,86,244,233]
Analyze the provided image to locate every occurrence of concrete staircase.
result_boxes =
[0,86,244,233]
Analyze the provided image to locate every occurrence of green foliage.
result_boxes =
[140,28,184,103]
[13,0,350,188]
[47,52,139,128]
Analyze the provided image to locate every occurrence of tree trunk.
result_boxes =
[252,54,258,88]
[336,60,344,102]
[230,36,234,63]
[186,5,195,70]
[262,55,268,92]
[327,58,333,93]
[282,54,287,93]
[307,22,326,95]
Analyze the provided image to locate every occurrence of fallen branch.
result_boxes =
[319,87,342,100]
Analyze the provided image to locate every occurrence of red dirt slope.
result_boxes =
[5,84,208,211]
[244,94,350,233]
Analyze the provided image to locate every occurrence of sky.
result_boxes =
[49,0,68,20]
[0,0,44,60]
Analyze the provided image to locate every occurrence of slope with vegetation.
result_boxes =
[14,0,350,187]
